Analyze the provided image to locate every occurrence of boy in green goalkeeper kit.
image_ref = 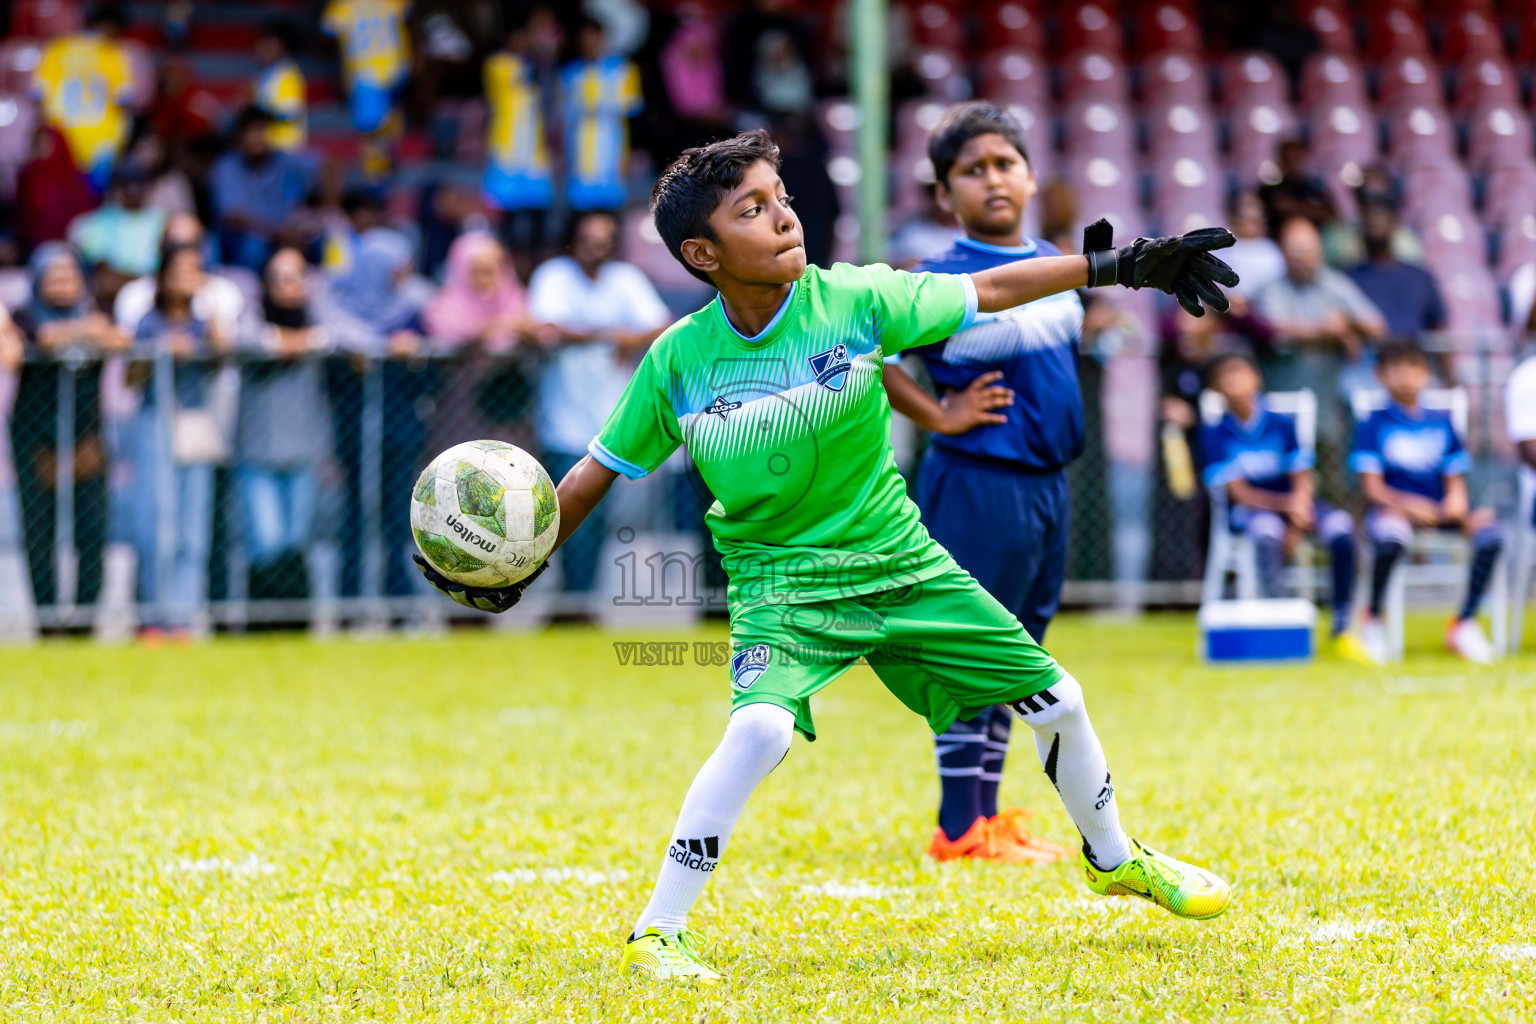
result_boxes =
[415,130,1240,980]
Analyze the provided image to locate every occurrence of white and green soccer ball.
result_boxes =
[410,440,560,588]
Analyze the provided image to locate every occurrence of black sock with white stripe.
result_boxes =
[934,716,986,841]
[978,705,1012,820]
[1012,675,1134,871]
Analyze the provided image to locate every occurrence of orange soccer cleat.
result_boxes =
[989,807,1073,863]
[928,815,1049,864]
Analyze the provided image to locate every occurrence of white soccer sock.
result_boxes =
[1011,674,1134,870]
[632,701,796,935]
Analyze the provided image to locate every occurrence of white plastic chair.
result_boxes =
[1199,389,1318,605]
[1348,387,1507,660]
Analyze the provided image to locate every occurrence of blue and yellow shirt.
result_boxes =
[31,31,134,174]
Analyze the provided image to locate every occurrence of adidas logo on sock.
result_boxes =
[669,836,719,872]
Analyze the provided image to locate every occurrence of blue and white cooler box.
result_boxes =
[1198,599,1316,663]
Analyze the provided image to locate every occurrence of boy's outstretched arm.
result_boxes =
[413,455,619,613]
[972,220,1240,317]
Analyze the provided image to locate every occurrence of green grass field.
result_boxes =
[3,615,1533,1022]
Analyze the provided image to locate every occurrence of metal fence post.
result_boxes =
[53,353,79,610]
[360,358,385,627]
[153,350,177,630]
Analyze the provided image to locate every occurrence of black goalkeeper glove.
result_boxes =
[1081,218,1241,317]
[412,553,548,614]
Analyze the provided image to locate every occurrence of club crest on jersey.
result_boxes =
[731,644,770,690]
[808,343,852,392]
[703,395,742,421]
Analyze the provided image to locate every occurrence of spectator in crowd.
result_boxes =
[236,248,334,599]
[9,243,128,609]
[124,244,233,641]
[528,209,670,601]
[409,1,484,123]
[16,127,99,258]
[124,134,197,220]
[316,228,435,599]
[1256,217,1385,470]
[1223,192,1284,299]
[1506,348,1536,537]
[1351,342,1502,665]
[723,0,819,119]
[658,3,727,146]
[147,57,221,149]
[253,20,309,155]
[322,187,390,278]
[209,108,313,273]
[68,162,168,304]
[561,18,644,212]
[484,20,555,264]
[1346,202,1446,343]
[1257,139,1335,236]
[423,232,536,454]
[1199,353,1363,657]
[31,4,136,192]
[1324,167,1425,267]
[114,214,247,340]
[586,0,652,56]
[322,0,411,179]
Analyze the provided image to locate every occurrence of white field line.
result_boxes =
[1491,944,1536,961]
[490,867,630,886]
[164,854,277,877]
[800,881,893,900]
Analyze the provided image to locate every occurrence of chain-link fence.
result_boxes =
[0,331,1521,638]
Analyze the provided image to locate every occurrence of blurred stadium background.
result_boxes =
[0,0,1527,640]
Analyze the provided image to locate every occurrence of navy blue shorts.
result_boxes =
[915,446,1069,644]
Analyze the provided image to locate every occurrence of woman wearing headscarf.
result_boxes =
[422,231,539,455]
[236,247,337,602]
[316,227,437,600]
[8,242,126,610]
[125,243,233,640]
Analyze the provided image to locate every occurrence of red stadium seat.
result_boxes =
[979,1,1046,52]
[1136,3,1202,55]
[1059,1,1123,55]
[1310,103,1379,172]
[1299,53,1367,111]
[1219,52,1287,110]
[1494,209,1536,282]
[1466,106,1533,172]
[910,46,971,101]
[1145,101,1218,164]
[1140,51,1208,108]
[1377,54,1443,112]
[894,99,950,160]
[1062,99,1135,164]
[12,0,83,38]
[1059,50,1129,104]
[1437,8,1504,64]
[1150,154,1225,234]
[1402,163,1474,217]
[1436,266,1504,339]
[909,1,966,51]
[977,49,1049,108]
[0,40,43,96]
[1298,0,1355,53]
[1413,206,1487,277]
[1452,57,1518,113]
[818,98,861,158]
[1484,163,1536,226]
[1387,105,1456,168]
[1363,3,1431,61]
[1001,101,1055,182]
[1227,100,1299,184]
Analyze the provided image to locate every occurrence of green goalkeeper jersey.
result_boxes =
[588,261,978,607]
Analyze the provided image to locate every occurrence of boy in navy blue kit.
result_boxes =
[883,102,1081,864]
[1200,353,1367,660]
[1351,342,1503,663]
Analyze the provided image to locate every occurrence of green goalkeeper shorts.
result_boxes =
[727,563,1065,740]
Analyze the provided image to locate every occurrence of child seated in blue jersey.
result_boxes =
[1201,353,1362,653]
[1351,341,1503,664]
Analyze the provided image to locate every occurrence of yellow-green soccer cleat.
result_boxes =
[621,927,722,982]
[1081,839,1230,920]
